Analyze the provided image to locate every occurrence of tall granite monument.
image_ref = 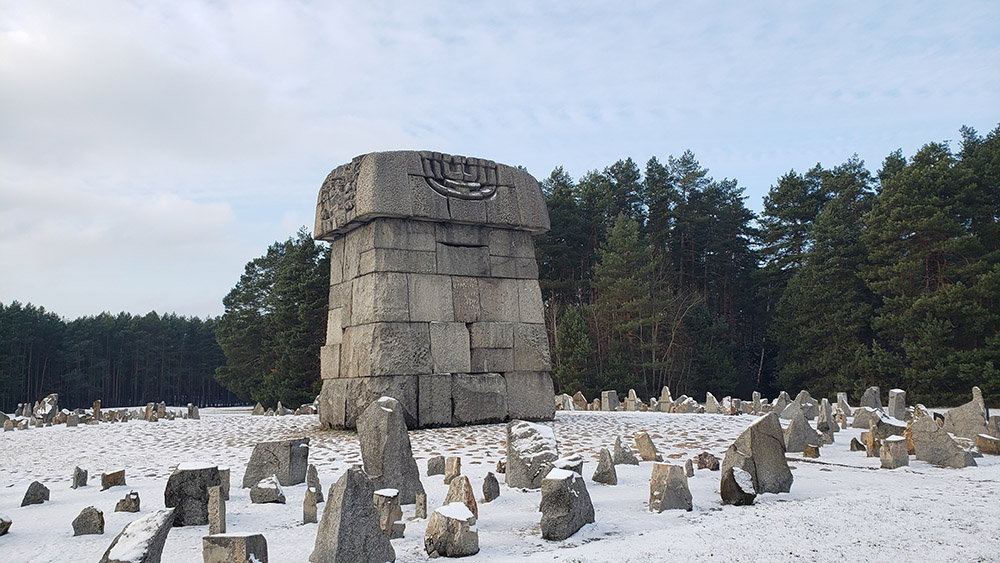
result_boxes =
[314,151,555,429]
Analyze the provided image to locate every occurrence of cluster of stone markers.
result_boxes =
[312,151,557,432]
[1,394,202,432]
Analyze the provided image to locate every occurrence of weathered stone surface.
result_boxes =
[634,431,663,462]
[425,502,479,557]
[203,534,268,563]
[429,322,471,373]
[685,459,694,477]
[72,506,105,536]
[911,415,977,468]
[208,486,225,534]
[250,475,286,504]
[443,475,478,519]
[721,412,793,494]
[941,387,990,439]
[784,408,820,453]
[21,481,49,506]
[704,392,722,414]
[975,434,1000,455]
[0,513,10,536]
[242,438,309,488]
[164,464,221,526]
[773,391,791,415]
[452,373,508,425]
[851,407,879,429]
[613,435,640,465]
[72,465,88,489]
[357,396,425,504]
[310,467,395,563]
[592,448,617,485]
[418,373,452,428]
[720,466,757,506]
[252,403,265,416]
[601,390,620,411]
[887,389,907,420]
[102,469,127,490]
[695,452,720,471]
[306,463,324,504]
[304,487,319,524]
[803,444,821,458]
[427,455,446,476]
[505,371,556,421]
[116,491,141,513]
[444,456,462,485]
[99,508,175,563]
[415,492,428,519]
[837,392,852,417]
[649,463,692,512]
[880,436,909,469]
[540,468,595,540]
[860,386,882,409]
[373,488,404,536]
[572,391,587,411]
[505,420,559,489]
[483,472,500,502]
[817,398,839,434]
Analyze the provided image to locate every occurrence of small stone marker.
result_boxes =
[208,486,225,534]
[73,506,105,536]
[720,466,757,506]
[242,438,310,488]
[373,488,404,538]
[684,459,694,477]
[612,435,640,465]
[592,448,617,485]
[444,456,462,485]
[218,467,231,500]
[0,513,10,536]
[67,413,79,427]
[483,472,500,502]
[115,491,141,513]
[310,467,395,563]
[880,436,909,469]
[415,492,428,519]
[443,475,478,519]
[357,396,425,504]
[539,467,594,540]
[250,475,286,504]
[649,463,692,512]
[803,444,820,458]
[252,403,265,415]
[634,431,662,462]
[99,508,175,563]
[21,481,49,506]
[427,455,446,476]
[601,390,620,411]
[164,463,222,526]
[695,452,719,471]
[102,469,127,490]
[850,437,866,451]
[306,464,324,503]
[425,502,479,557]
[784,407,820,453]
[202,533,268,563]
[72,466,88,489]
[975,434,1000,455]
[303,487,319,524]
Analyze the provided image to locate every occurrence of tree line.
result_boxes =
[540,125,1000,407]
[0,302,237,412]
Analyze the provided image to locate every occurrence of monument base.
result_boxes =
[317,372,554,430]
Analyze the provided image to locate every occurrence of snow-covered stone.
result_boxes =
[505,420,558,489]
[250,475,286,504]
[539,467,594,540]
[115,491,141,513]
[721,412,793,494]
[720,466,757,506]
[941,387,990,439]
[649,463,692,512]
[880,436,909,469]
[357,396,425,504]
[72,506,105,536]
[591,448,617,485]
[310,466,395,563]
[373,488,404,538]
[202,533,268,563]
[424,502,479,557]
[99,508,175,563]
[912,415,976,468]
[612,435,639,465]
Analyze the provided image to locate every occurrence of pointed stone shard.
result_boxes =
[941,387,990,439]
[612,435,640,465]
[164,463,221,526]
[0,514,10,536]
[115,491,141,513]
[250,475,286,504]
[203,534,268,563]
[784,408,820,453]
[911,415,976,468]
[803,444,820,458]
[592,448,617,485]
[303,464,323,504]
[21,481,49,506]
[72,466,88,489]
[817,398,839,433]
[539,467,594,540]
[705,392,722,414]
[721,412,793,494]
[427,455,445,476]
[242,438,309,488]
[357,396,425,504]
[505,420,559,489]
[444,456,462,485]
[773,391,791,415]
[373,488,404,538]
[415,492,428,519]
[443,475,478,519]
[311,467,395,563]
[73,506,105,536]
[425,502,479,557]
[572,391,587,410]
[660,386,674,412]
[720,466,756,506]
[649,463,692,512]
[303,488,318,524]
[252,403,265,415]
[684,459,694,477]
[99,508,175,563]
[860,386,882,409]
[483,472,500,502]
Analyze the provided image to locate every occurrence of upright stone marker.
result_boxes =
[314,151,554,429]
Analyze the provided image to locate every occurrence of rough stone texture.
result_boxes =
[720,467,757,506]
[721,412,793,494]
[21,481,49,506]
[975,434,1000,455]
[572,392,587,411]
[164,465,221,526]
[837,392,852,417]
[613,436,640,465]
[242,438,309,488]
[539,468,595,540]
[860,386,882,409]
[851,407,880,429]
[601,390,620,411]
[315,151,553,431]
[592,448,617,485]
[425,503,479,557]
[911,415,976,468]
[880,436,909,469]
[443,475,478,520]
[306,464,324,504]
[99,508,175,563]
[483,472,501,502]
[72,465,88,489]
[115,491,141,513]
[72,506,105,536]
[102,469,127,490]
[203,534,269,563]
[887,389,908,420]
[649,463,692,512]
[773,391,791,415]
[427,456,445,476]
[452,373,507,425]
[695,452,720,471]
[505,420,559,489]
[304,488,319,524]
[784,408,820,453]
[310,467,395,563]
[0,514,10,536]
[704,392,722,414]
[250,475,286,504]
[803,444,821,458]
[207,486,225,534]
[373,489,404,536]
[634,431,663,461]
[415,492,428,519]
[989,415,1000,438]
[817,398,839,434]
[505,371,556,421]
[941,387,990,439]
[357,396,425,504]
[444,456,462,485]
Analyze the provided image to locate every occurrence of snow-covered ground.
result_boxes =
[1,408,997,562]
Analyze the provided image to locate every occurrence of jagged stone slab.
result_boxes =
[311,467,395,563]
[941,387,990,439]
[21,481,49,506]
[912,415,976,468]
[483,472,500,502]
[203,534,268,563]
[505,420,559,489]
[592,448,617,485]
[164,463,221,526]
[539,467,594,540]
[784,408,820,453]
[721,412,793,494]
[649,463,692,512]
[425,503,479,557]
[99,508,175,563]
[250,475,286,504]
[612,435,639,466]
[357,396,425,504]
[720,466,757,506]
[242,438,309,488]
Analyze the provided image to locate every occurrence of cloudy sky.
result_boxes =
[2,1,998,320]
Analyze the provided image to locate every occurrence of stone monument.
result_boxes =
[314,151,555,429]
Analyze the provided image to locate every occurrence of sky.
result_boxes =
[1,0,998,320]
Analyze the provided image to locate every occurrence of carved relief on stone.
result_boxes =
[316,156,363,235]
[414,151,506,200]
